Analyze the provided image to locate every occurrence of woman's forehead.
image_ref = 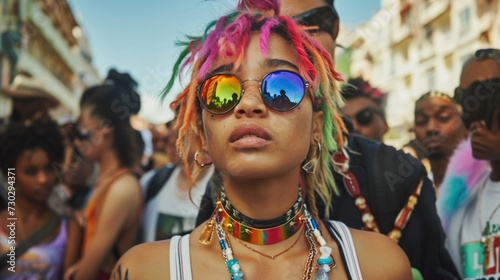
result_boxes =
[210,33,299,74]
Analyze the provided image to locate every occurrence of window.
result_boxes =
[460,7,471,34]
[424,26,433,43]
[426,68,435,91]
[402,10,411,26]
[391,53,396,76]
[443,23,451,41]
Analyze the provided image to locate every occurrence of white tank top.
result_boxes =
[169,220,363,280]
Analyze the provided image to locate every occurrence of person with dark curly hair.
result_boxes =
[0,118,67,279]
[63,69,143,280]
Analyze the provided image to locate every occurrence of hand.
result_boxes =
[470,111,500,161]
[64,261,80,280]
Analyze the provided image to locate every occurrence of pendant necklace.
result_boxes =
[234,226,303,260]
[212,203,336,280]
[478,174,500,255]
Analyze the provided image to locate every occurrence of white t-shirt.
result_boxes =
[139,166,211,243]
[447,174,500,279]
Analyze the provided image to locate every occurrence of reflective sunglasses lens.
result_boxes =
[76,127,91,141]
[460,79,500,129]
[355,107,374,126]
[262,71,305,111]
[199,74,241,114]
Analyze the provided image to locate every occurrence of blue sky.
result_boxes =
[67,0,380,123]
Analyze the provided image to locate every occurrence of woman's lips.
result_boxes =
[35,186,53,198]
[230,122,272,149]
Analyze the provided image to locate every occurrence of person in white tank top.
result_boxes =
[111,1,412,279]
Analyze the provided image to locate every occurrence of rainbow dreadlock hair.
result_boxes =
[161,0,346,218]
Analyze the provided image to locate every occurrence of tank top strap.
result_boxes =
[322,220,363,280]
[169,234,192,280]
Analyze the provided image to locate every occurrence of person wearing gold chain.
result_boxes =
[112,0,411,279]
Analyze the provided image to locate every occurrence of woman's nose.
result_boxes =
[37,170,48,184]
[233,81,268,117]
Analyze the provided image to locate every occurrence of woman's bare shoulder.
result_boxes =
[111,172,140,190]
[350,228,412,280]
[106,173,141,202]
[111,240,171,280]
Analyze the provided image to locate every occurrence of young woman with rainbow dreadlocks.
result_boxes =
[112,0,411,279]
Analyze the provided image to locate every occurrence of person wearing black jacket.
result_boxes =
[324,119,460,279]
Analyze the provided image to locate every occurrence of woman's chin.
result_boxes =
[220,162,299,182]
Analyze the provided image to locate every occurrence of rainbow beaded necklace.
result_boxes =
[216,204,335,280]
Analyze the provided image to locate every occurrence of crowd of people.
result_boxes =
[0,0,499,279]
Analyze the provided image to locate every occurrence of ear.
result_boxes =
[196,119,213,165]
[382,120,389,135]
[311,110,324,146]
[197,119,208,150]
[101,125,113,135]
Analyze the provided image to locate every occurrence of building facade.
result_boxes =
[0,0,99,122]
[339,0,500,147]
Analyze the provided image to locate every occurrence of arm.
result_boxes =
[111,241,170,280]
[73,175,141,280]
[62,218,83,276]
[352,229,412,280]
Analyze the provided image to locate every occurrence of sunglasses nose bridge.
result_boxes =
[241,78,262,88]
[234,79,267,114]
[241,79,262,95]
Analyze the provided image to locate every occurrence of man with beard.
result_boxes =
[412,91,467,188]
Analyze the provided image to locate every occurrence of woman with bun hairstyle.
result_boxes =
[63,70,143,280]
[113,0,411,279]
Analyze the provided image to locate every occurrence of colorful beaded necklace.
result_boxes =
[333,149,423,243]
[213,203,335,280]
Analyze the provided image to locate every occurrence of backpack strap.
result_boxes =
[145,165,176,203]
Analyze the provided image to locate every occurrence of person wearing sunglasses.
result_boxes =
[112,1,412,279]
[284,0,459,279]
[444,48,500,279]
[63,70,143,280]
[340,78,389,142]
[281,0,339,60]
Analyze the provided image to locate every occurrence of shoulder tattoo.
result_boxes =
[113,264,129,280]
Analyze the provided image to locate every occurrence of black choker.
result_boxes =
[220,186,303,229]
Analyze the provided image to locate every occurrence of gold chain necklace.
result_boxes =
[234,227,303,260]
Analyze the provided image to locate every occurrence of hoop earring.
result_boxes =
[195,150,212,168]
[302,141,322,174]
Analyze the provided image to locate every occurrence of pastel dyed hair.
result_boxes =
[162,0,346,218]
